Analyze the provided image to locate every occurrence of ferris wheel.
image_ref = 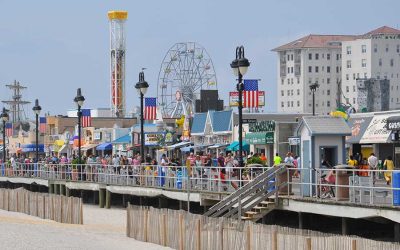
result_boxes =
[157,42,218,118]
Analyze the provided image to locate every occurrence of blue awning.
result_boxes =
[225,141,249,152]
[21,144,44,153]
[96,143,112,151]
[180,146,194,152]
[112,134,131,144]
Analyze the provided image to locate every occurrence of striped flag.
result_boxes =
[5,122,13,137]
[39,117,46,133]
[144,98,157,120]
[82,109,92,127]
[243,79,259,108]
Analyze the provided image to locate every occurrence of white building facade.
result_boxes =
[341,26,400,111]
[273,35,356,115]
[274,26,400,114]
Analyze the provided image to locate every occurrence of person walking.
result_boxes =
[368,153,378,184]
[273,153,282,166]
[383,156,395,185]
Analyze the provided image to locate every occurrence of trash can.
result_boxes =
[334,165,352,200]
[275,164,293,195]
[392,172,400,206]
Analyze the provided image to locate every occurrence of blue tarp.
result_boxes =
[225,141,250,152]
[112,135,131,144]
[96,143,112,151]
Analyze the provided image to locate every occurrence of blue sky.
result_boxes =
[0,0,399,117]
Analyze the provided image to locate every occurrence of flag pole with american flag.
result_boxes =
[144,97,157,120]
[243,79,260,108]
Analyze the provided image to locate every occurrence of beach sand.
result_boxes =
[0,204,171,250]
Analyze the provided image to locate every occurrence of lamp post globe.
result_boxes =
[32,99,42,164]
[231,46,250,187]
[135,71,149,164]
[74,88,85,177]
[1,108,9,165]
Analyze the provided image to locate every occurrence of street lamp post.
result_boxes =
[1,108,9,165]
[32,99,42,164]
[135,71,149,164]
[74,88,85,167]
[231,46,250,186]
[309,83,319,116]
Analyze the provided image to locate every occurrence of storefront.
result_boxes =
[244,121,275,166]
[346,116,373,161]
[387,116,400,167]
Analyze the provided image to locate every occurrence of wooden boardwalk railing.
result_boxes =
[0,188,83,224]
[127,205,400,250]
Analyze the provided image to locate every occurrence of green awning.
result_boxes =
[245,132,274,145]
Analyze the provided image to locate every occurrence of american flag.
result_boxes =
[39,117,46,133]
[144,98,157,120]
[5,122,13,137]
[243,79,259,108]
[81,109,92,127]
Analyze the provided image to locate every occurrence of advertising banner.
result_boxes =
[229,91,265,107]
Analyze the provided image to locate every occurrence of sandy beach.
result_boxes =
[0,205,171,250]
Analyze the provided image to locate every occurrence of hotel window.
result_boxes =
[362,45,366,53]
[297,78,300,84]
[336,66,339,73]
[315,78,319,83]
[346,74,349,80]
[353,73,356,80]
[386,44,389,52]
[308,78,312,84]
[309,53,312,60]
[327,101,330,107]
[308,66,312,73]
[297,89,300,95]
[287,54,290,61]
[391,59,394,67]
[353,86,356,92]
[291,67,294,73]
[357,73,360,79]
[327,66,330,73]
[281,79,284,85]
[287,79,290,84]
[346,46,351,55]
[336,54,340,60]
[327,53,331,60]
[362,59,366,68]
[374,44,378,53]
[281,90,284,96]
[346,60,351,68]
[287,90,290,96]
[297,101,300,107]
[291,90,294,95]
[322,66,325,72]
[281,102,284,107]
[353,98,356,104]
[287,101,290,107]
[315,66,319,73]
[364,72,367,78]
[291,78,294,84]
[397,44,400,53]
[287,67,290,73]
[315,53,319,60]
[346,86,349,92]
[291,101,294,107]
[327,78,330,84]
[322,53,325,59]
[327,90,330,95]
[291,54,293,60]
[379,58,382,66]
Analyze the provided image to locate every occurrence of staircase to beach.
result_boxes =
[204,164,288,222]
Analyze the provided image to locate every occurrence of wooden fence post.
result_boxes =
[306,237,312,250]
[272,231,278,250]
[179,213,184,250]
[126,203,131,237]
[352,239,357,250]
[144,210,149,242]
[196,219,201,250]
[246,224,252,250]
[163,214,167,247]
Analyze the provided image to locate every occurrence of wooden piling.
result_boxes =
[105,189,111,209]
[99,188,105,208]
[306,237,312,250]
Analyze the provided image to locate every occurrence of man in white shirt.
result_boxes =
[368,153,378,184]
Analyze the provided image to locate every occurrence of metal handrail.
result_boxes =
[204,164,289,217]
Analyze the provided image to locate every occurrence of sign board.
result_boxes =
[229,91,265,107]
[94,132,102,140]
[387,116,400,130]
[245,132,274,145]
[144,132,166,146]
[360,115,392,144]
[288,137,300,145]
[249,120,275,133]
[242,119,257,124]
